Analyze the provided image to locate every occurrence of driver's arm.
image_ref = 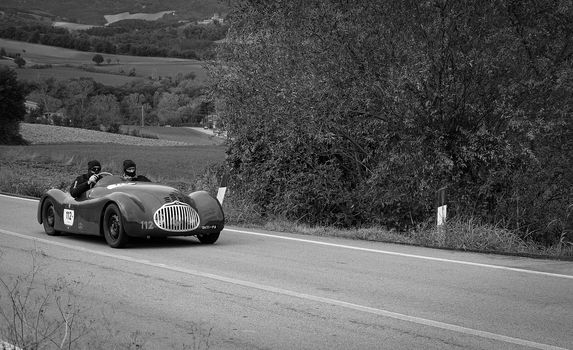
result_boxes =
[70,179,90,198]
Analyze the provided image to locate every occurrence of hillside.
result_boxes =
[0,38,208,85]
[0,0,230,62]
[0,0,229,25]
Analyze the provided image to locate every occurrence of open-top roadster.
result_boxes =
[37,173,224,248]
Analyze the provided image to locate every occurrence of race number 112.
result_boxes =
[141,221,154,230]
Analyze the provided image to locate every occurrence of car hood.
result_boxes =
[90,180,194,208]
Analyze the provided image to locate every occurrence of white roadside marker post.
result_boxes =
[217,173,229,205]
[436,186,447,244]
[437,186,447,226]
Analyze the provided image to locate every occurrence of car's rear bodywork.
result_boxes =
[37,175,224,247]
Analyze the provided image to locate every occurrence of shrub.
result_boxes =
[0,66,28,145]
[92,54,104,65]
[13,55,26,68]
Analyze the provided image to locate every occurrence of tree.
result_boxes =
[92,54,104,65]
[27,78,63,114]
[173,78,203,97]
[177,104,197,125]
[13,55,26,68]
[156,92,181,125]
[61,78,97,128]
[0,66,27,144]
[121,93,147,125]
[86,94,121,132]
[210,0,573,239]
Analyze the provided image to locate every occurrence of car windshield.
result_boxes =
[94,175,125,187]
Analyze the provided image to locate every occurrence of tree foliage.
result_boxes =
[22,70,209,129]
[86,94,122,132]
[209,0,573,242]
[0,66,27,144]
[121,93,147,125]
[92,54,104,65]
[157,92,182,125]
[62,78,99,128]
[13,54,26,68]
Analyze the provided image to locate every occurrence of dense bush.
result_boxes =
[210,0,572,243]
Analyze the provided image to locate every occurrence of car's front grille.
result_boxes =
[153,201,200,232]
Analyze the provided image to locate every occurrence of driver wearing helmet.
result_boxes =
[121,159,151,182]
[70,160,102,198]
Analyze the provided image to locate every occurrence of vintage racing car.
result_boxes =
[37,173,225,248]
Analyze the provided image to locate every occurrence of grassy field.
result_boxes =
[1,64,141,86]
[0,38,208,85]
[0,124,226,197]
[0,143,225,193]
[119,125,223,144]
[1,143,225,179]
[21,123,224,146]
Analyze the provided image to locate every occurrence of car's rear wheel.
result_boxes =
[197,231,220,244]
[42,198,60,236]
[103,204,128,248]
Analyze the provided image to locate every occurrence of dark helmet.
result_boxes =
[123,159,136,178]
[87,160,101,175]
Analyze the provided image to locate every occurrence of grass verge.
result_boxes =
[226,207,573,258]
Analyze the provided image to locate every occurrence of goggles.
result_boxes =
[90,166,101,173]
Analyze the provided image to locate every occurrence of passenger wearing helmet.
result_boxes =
[70,160,102,199]
[121,159,151,182]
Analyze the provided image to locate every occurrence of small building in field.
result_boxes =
[24,100,40,114]
[203,114,220,129]
[198,13,224,25]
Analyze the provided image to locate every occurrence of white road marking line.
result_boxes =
[0,193,39,202]
[0,228,568,350]
[226,228,573,280]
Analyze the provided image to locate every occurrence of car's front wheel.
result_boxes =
[197,231,220,244]
[103,204,128,248]
[41,198,60,236]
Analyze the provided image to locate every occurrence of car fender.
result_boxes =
[101,192,149,235]
[37,189,69,224]
[188,190,225,225]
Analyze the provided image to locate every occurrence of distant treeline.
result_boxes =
[0,12,228,60]
[23,72,214,132]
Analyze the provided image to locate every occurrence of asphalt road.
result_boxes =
[0,193,572,349]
